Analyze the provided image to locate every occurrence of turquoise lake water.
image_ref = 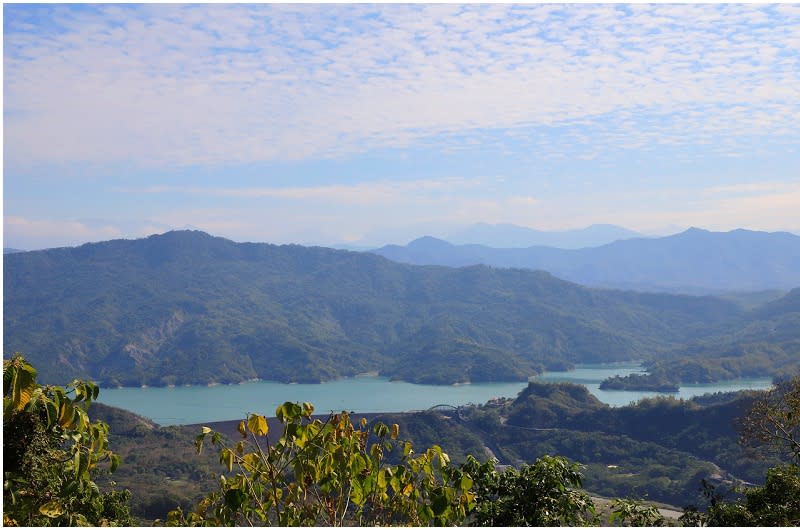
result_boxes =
[535,361,773,407]
[96,361,773,426]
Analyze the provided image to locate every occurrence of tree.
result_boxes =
[167,401,607,527]
[680,465,800,526]
[167,402,476,526]
[459,454,596,526]
[608,498,666,527]
[680,375,800,526]
[3,354,133,526]
[739,375,800,463]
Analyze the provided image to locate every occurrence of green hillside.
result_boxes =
[0,230,767,386]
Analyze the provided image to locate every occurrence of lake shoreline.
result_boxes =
[96,363,774,426]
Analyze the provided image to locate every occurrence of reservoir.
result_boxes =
[534,362,773,408]
[96,362,773,426]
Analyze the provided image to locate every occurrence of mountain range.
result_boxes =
[445,223,644,249]
[336,223,644,250]
[4,230,799,387]
[371,228,800,294]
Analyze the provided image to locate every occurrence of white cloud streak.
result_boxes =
[5,4,799,169]
[118,177,799,240]
[117,176,490,205]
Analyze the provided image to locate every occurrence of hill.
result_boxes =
[4,230,746,387]
[371,228,800,294]
[630,287,800,384]
[88,402,224,522]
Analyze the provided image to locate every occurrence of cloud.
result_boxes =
[112,177,547,245]
[4,4,799,170]
[522,182,800,235]
[702,182,799,197]
[116,176,492,206]
[3,216,169,250]
[4,216,123,249]
[697,182,800,231]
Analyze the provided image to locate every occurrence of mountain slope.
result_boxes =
[4,230,745,387]
[371,228,800,294]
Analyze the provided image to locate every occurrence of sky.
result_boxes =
[3,3,800,250]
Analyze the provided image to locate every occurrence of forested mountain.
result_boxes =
[371,228,800,294]
[632,287,800,384]
[3,230,759,387]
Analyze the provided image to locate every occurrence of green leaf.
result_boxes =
[73,450,82,479]
[247,414,268,436]
[431,491,450,516]
[224,487,246,510]
[374,422,389,438]
[276,401,302,422]
[195,433,206,454]
[350,481,365,506]
[109,453,121,473]
[44,400,59,427]
[39,500,65,518]
[221,448,235,472]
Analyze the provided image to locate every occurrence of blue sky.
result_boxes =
[4,3,800,249]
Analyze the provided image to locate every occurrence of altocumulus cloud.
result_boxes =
[4,3,799,170]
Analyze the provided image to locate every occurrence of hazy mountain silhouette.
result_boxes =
[371,228,800,294]
[339,223,643,250]
[446,223,643,248]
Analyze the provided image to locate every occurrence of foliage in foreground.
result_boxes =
[463,454,596,526]
[739,375,800,463]
[680,465,800,527]
[3,354,133,526]
[680,375,800,527]
[7,352,799,527]
[167,403,478,526]
[166,402,603,526]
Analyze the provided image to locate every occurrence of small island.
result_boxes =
[599,373,680,392]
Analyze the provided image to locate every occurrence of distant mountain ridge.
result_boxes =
[371,228,800,294]
[340,222,644,250]
[6,229,786,388]
[446,223,643,249]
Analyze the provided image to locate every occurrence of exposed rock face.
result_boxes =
[123,311,187,366]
